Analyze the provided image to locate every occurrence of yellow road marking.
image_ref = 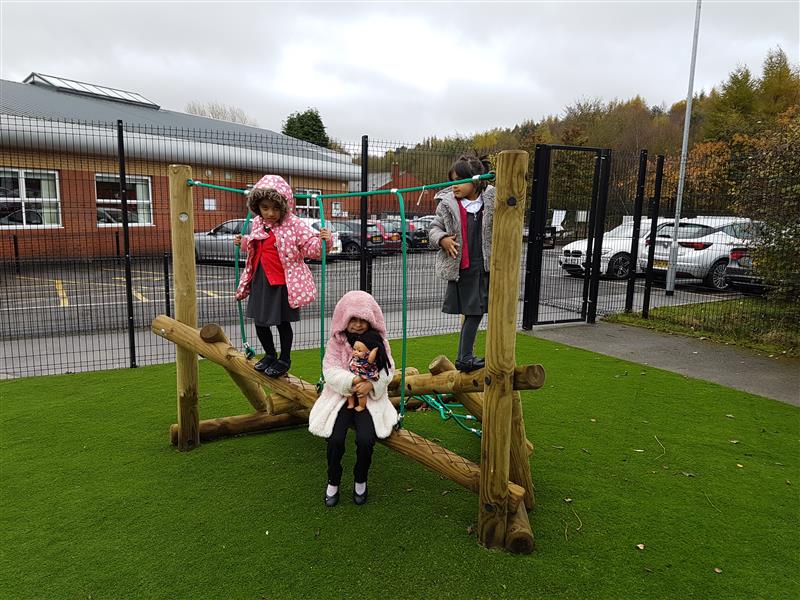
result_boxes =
[54,280,69,307]
[201,290,218,297]
[133,291,150,303]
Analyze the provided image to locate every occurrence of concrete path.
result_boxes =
[526,321,799,406]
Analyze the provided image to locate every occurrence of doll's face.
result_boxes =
[352,340,369,357]
[346,317,369,335]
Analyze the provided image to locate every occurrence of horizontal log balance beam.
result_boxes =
[153,315,524,510]
[388,363,545,396]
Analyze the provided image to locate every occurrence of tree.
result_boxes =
[757,47,800,121]
[282,108,330,148]
[184,101,258,126]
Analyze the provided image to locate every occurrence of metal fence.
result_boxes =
[2,116,796,379]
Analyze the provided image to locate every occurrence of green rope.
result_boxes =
[234,211,256,359]
[414,394,481,437]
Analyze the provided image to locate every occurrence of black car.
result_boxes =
[333,220,385,258]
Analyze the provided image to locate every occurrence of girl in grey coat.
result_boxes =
[428,154,494,372]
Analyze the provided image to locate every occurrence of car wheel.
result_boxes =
[704,259,729,291]
[343,242,360,258]
[606,253,631,280]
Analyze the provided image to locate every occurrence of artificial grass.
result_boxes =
[1,333,798,599]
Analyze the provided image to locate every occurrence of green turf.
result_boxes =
[1,333,798,599]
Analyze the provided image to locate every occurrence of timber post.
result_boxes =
[478,150,530,549]
[168,165,199,451]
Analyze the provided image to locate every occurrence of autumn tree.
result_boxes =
[185,101,258,126]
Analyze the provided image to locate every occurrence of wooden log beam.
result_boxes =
[479,149,529,548]
[505,502,535,554]
[169,410,310,444]
[382,428,524,513]
[152,315,319,409]
[388,363,544,396]
[200,323,271,413]
[168,164,199,451]
[428,355,484,420]
[510,391,535,510]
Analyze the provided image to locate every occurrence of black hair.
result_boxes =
[448,153,493,194]
[346,328,390,374]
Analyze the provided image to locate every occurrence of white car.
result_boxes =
[637,217,758,291]
[559,220,651,280]
[298,218,343,257]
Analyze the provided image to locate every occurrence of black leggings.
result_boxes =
[326,404,377,486]
[255,322,293,361]
[458,315,482,361]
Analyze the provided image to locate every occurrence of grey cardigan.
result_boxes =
[428,185,495,281]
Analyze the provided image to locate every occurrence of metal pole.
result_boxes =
[625,149,648,312]
[643,156,665,318]
[666,0,702,295]
[163,252,171,318]
[587,150,611,324]
[359,135,372,293]
[581,152,603,321]
[117,119,137,368]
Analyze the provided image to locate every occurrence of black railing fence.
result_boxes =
[1,116,796,378]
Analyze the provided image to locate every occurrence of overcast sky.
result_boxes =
[1,1,797,144]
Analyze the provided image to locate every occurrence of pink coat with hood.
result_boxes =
[235,174,321,309]
[308,291,399,439]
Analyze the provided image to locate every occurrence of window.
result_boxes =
[293,188,322,218]
[655,223,715,239]
[96,174,152,226]
[0,168,61,227]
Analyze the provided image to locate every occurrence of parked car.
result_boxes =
[371,220,402,252]
[724,247,768,294]
[558,219,651,280]
[297,218,343,257]
[194,217,340,264]
[408,219,432,250]
[637,217,759,291]
[333,220,385,258]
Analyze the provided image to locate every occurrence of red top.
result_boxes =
[457,201,470,270]
[255,233,286,285]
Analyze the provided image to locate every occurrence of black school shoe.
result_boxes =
[254,355,277,372]
[353,487,368,506]
[264,359,291,377]
[324,491,340,508]
[454,357,485,372]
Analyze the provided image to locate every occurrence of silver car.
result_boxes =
[638,217,759,290]
[194,218,341,263]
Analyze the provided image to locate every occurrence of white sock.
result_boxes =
[354,482,367,495]
[326,484,338,497]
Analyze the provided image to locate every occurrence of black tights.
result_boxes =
[326,404,377,486]
[255,322,293,361]
[458,315,482,361]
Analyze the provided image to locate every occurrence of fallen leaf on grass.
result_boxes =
[552,445,565,450]
[441,490,450,496]
[314,528,320,539]
[564,498,573,503]
[714,567,723,574]
[726,414,735,419]
[636,544,645,550]
[590,418,596,423]
[679,471,697,477]
[466,524,475,535]
[736,464,744,468]
[405,487,414,492]
[730,440,739,444]
[581,448,590,454]
[634,449,645,453]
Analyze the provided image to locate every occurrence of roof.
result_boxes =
[0,75,361,180]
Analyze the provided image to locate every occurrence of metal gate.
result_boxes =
[522,144,612,327]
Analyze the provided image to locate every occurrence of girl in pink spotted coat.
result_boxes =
[309,291,398,507]
[234,174,331,377]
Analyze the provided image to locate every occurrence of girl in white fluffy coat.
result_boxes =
[308,290,398,507]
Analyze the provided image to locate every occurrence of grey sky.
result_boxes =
[1,1,797,144]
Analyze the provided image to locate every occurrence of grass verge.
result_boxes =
[1,333,798,599]
[605,297,800,358]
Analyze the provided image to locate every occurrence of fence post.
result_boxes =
[625,149,648,312]
[359,134,372,293]
[163,252,171,318]
[479,149,529,549]
[522,145,549,329]
[117,120,137,368]
[12,234,20,274]
[586,150,612,324]
[167,165,200,451]
[642,155,665,319]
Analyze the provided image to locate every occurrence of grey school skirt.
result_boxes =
[442,265,489,316]
[246,265,300,326]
